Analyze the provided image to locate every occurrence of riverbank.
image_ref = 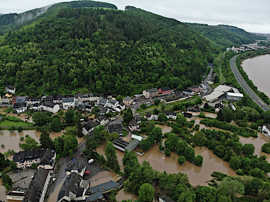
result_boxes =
[237,50,270,105]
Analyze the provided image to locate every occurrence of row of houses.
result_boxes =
[0,93,129,115]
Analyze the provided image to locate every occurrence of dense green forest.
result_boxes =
[0,0,117,34]
[0,4,214,96]
[188,23,265,49]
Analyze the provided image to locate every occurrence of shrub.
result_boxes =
[178,156,186,165]
[194,155,203,166]
[262,143,270,154]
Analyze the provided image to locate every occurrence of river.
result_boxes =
[242,54,270,97]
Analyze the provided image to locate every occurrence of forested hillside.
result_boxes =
[188,23,265,48]
[0,4,214,96]
[0,1,117,34]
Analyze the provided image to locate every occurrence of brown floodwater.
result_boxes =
[116,189,138,201]
[96,143,235,187]
[155,124,172,134]
[0,130,40,153]
[242,54,270,97]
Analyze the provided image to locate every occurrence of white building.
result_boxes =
[262,125,270,137]
[62,97,75,110]
[5,86,16,94]
[226,92,244,101]
[41,103,60,114]
[204,85,241,103]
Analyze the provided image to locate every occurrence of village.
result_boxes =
[4,61,270,202]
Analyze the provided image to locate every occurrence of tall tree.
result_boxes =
[105,141,120,173]
[138,183,155,202]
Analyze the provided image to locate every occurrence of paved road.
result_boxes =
[230,55,269,111]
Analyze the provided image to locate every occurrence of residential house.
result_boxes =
[13,149,55,169]
[86,180,119,196]
[82,120,99,136]
[58,172,87,202]
[262,125,270,137]
[183,112,192,118]
[41,102,60,114]
[38,149,56,170]
[143,88,159,99]
[41,96,54,103]
[26,97,41,106]
[0,96,11,107]
[128,115,142,132]
[5,86,16,94]
[53,95,63,104]
[158,87,173,96]
[108,122,124,136]
[14,103,27,114]
[166,112,177,120]
[97,98,108,107]
[77,94,99,102]
[63,97,76,110]
[6,191,25,201]
[183,89,194,96]
[22,168,50,202]
[123,96,133,106]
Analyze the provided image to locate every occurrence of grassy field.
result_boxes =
[0,120,34,130]
[137,96,200,115]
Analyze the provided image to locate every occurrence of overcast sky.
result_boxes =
[1,0,270,33]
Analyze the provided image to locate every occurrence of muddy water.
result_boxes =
[0,130,40,153]
[242,54,270,97]
[96,143,235,187]
[47,176,66,202]
[0,179,6,201]
[90,171,117,187]
[239,133,270,159]
[116,189,138,201]
[138,145,235,186]
[155,124,172,134]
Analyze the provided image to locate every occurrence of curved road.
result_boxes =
[230,55,269,111]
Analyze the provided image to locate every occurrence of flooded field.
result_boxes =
[0,130,40,153]
[138,145,235,186]
[96,143,235,187]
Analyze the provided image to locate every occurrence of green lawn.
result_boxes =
[0,120,34,130]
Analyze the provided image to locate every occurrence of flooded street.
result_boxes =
[0,179,6,201]
[242,54,270,97]
[239,133,270,159]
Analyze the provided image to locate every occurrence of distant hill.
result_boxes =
[0,1,117,34]
[187,23,265,49]
[0,3,213,96]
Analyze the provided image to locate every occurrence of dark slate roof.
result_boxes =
[148,88,158,93]
[39,149,55,166]
[22,168,49,202]
[14,103,26,108]
[65,157,87,173]
[13,149,46,163]
[125,140,140,152]
[84,120,99,131]
[62,97,75,103]
[87,181,119,195]
[6,85,15,90]
[58,172,84,200]
[160,87,171,91]
[42,102,55,108]
[86,192,104,201]
[108,123,123,134]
